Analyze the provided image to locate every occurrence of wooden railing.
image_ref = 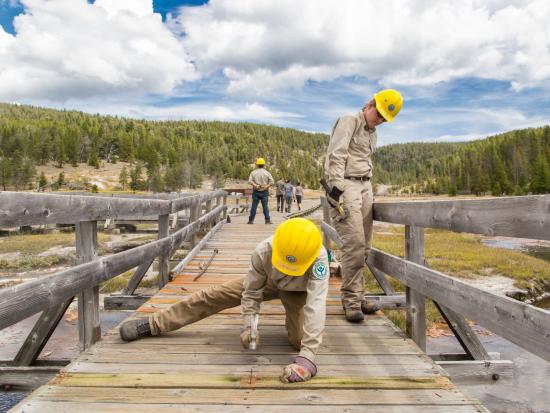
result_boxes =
[321,195,550,366]
[0,190,228,366]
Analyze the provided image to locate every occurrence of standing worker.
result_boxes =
[324,89,403,322]
[248,158,274,224]
[119,218,329,383]
[275,178,285,212]
[284,179,294,213]
[295,182,304,211]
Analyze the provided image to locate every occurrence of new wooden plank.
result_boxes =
[30,386,478,405]
[13,401,489,413]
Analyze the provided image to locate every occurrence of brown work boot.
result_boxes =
[361,300,380,315]
[344,308,364,323]
[120,318,152,342]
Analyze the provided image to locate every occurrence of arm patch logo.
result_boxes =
[312,261,328,280]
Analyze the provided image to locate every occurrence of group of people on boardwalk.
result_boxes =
[246,157,305,224]
[120,89,403,384]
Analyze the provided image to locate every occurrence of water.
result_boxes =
[0,391,27,413]
[481,238,550,263]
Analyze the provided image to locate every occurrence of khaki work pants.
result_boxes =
[331,179,373,310]
[149,277,307,350]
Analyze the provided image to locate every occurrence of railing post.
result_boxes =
[190,197,201,248]
[76,220,100,351]
[158,213,170,288]
[205,198,213,229]
[405,224,426,351]
[222,195,228,219]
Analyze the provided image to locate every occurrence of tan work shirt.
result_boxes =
[324,111,378,191]
[248,168,274,190]
[241,237,329,361]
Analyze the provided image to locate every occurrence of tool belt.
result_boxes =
[344,175,370,182]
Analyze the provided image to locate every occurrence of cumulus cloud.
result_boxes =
[0,0,197,101]
[171,0,550,94]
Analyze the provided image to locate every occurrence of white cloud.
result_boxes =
[172,0,550,94]
[0,0,197,101]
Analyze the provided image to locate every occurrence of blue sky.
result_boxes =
[1,0,549,145]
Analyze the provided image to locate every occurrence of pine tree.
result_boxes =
[38,172,47,191]
[118,165,129,190]
[530,154,550,194]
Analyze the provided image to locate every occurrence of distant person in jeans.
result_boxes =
[275,178,285,212]
[248,158,274,224]
[284,180,294,213]
[295,182,304,211]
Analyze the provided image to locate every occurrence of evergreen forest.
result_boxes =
[0,103,549,195]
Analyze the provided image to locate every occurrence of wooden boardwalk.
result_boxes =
[11,210,489,413]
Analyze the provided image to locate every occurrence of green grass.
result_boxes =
[365,226,550,330]
[0,255,66,270]
[99,270,159,293]
[0,232,112,255]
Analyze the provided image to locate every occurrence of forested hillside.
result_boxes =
[0,103,327,191]
[0,103,549,195]
[374,127,550,195]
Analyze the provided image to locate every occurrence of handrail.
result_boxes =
[0,204,226,331]
[0,190,227,228]
[373,195,550,240]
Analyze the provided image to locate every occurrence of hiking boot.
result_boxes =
[265,220,272,224]
[120,318,152,342]
[361,300,380,315]
[344,308,364,323]
[247,221,254,224]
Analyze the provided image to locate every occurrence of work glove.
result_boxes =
[240,315,260,349]
[280,356,317,383]
[328,186,343,204]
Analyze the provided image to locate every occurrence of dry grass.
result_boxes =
[99,270,159,293]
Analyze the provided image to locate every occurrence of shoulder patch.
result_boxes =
[312,261,328,280]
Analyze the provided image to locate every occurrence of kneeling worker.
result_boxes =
[119,218,329,383]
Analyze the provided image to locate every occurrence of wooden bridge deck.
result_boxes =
[12,211,489,413]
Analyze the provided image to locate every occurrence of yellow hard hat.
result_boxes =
[374,89,403,122]
[271,218,322,276]
[256,158,266,165]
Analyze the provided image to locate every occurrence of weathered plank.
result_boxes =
[436,360,513,384]
[0,366,60,389]
[374,195,550,240]
[370,248,550,362]
[103,295,152,310]
[157,213,171,288]
[121,258,155,296]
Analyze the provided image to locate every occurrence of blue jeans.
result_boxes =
[249,190,271,223]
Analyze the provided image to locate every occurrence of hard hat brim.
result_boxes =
[375,100,395,123]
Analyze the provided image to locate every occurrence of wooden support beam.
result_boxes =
[13,299,73,366]
[434,302,490,360]
[364,294,406,310]
[157,214,170,288]
[321,196,331,248]
[189,199,201,248]
[405,225,426,352]
[366,261,396,296]
[103,295,152,310]
[222,195,228,220]
[0,366,61,389]
[435,360,513,384]
[122,257,155,296]
[370,248,550,362]
[76,221,100,352]
[374,195,550,240]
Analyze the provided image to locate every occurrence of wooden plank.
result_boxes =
[13,402,489,413]
[0,192,171,227]
[29,386,478,405]
[365,294,406,310]
[0,206,224,331]
[49,372,454,390]
[0,366,60,389]
[370,248,550,362]
[13,300,73,366]
[157,214,170,288]
[76,221,100,352]
[405,225,426,352]
[374,195,550,240]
